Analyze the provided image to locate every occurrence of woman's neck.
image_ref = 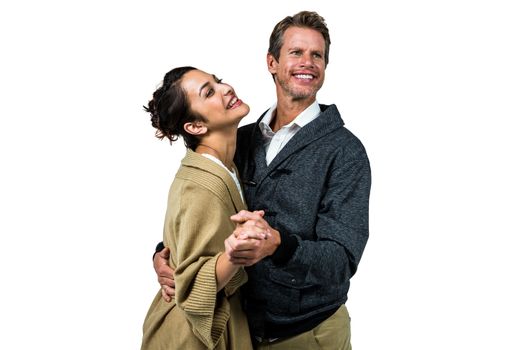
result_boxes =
[195,133,237,170]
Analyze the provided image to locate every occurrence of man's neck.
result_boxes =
[271,97,316,132]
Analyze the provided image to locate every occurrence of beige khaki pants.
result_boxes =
[254,305,351,350]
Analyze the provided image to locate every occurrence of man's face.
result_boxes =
[267,26,326,103]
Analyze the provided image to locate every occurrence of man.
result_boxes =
[154,11,371,349]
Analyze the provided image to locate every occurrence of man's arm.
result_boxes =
[290,155,371,281]
[228,149,371,284]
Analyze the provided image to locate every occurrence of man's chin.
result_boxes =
[290,89,318,101]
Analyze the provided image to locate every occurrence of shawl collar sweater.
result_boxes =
[235,104,371,337]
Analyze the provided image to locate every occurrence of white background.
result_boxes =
[1,1,524,349]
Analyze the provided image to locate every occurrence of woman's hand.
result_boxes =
[225,210,281,266]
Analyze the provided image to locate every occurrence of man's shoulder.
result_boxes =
[334,125,366,146]
[317,105,367,150]
[236,122,258,148]
[237,122,258,134]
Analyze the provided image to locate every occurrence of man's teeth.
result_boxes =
[295,74,313,79]
[228,97,238,108]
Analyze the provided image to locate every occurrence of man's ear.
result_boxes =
[267,52,278,74]
[183,121,207,136]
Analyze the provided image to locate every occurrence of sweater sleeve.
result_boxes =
[168,182,247,349]
[276,146,371,286]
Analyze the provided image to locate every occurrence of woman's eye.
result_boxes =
[206,89,215,98]
[216,78,223,84]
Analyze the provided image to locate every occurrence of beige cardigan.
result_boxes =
[141,150,252,350]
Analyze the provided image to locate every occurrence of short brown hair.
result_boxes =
[268,11,331,65]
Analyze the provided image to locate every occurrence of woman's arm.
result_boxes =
[215,252,240,291]
[153,221,268,298]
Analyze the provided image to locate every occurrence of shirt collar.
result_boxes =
[258,101,321,135]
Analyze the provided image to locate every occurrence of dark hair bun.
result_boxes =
[143,66,202,149]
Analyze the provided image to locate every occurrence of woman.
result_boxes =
[141,66,262,350]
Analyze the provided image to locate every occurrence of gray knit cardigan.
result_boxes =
[235,104,371,331]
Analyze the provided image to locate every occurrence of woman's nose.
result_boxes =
[222,85,233,96]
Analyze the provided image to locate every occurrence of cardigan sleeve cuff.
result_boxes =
[271,233,298,266]
[223,268,248,297]
[180,254,228,349]
[155,241,165,253]
[152,241,165,260]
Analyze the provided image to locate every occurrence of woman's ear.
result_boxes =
[184,121,208,136]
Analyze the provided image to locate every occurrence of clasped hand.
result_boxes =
[224,210,280,267]
[153,209,280,302]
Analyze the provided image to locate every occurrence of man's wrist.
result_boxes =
[270,232,298,266]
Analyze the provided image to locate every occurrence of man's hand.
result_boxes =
[225,210,281,266]
[153,247,175,302]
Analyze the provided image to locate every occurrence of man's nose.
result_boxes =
[299,54,314,68]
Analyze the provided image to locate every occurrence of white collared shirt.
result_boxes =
[258,101,321,165]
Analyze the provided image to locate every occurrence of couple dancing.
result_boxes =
[141,11,371,350]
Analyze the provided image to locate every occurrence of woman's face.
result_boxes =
[181,69,249,132]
